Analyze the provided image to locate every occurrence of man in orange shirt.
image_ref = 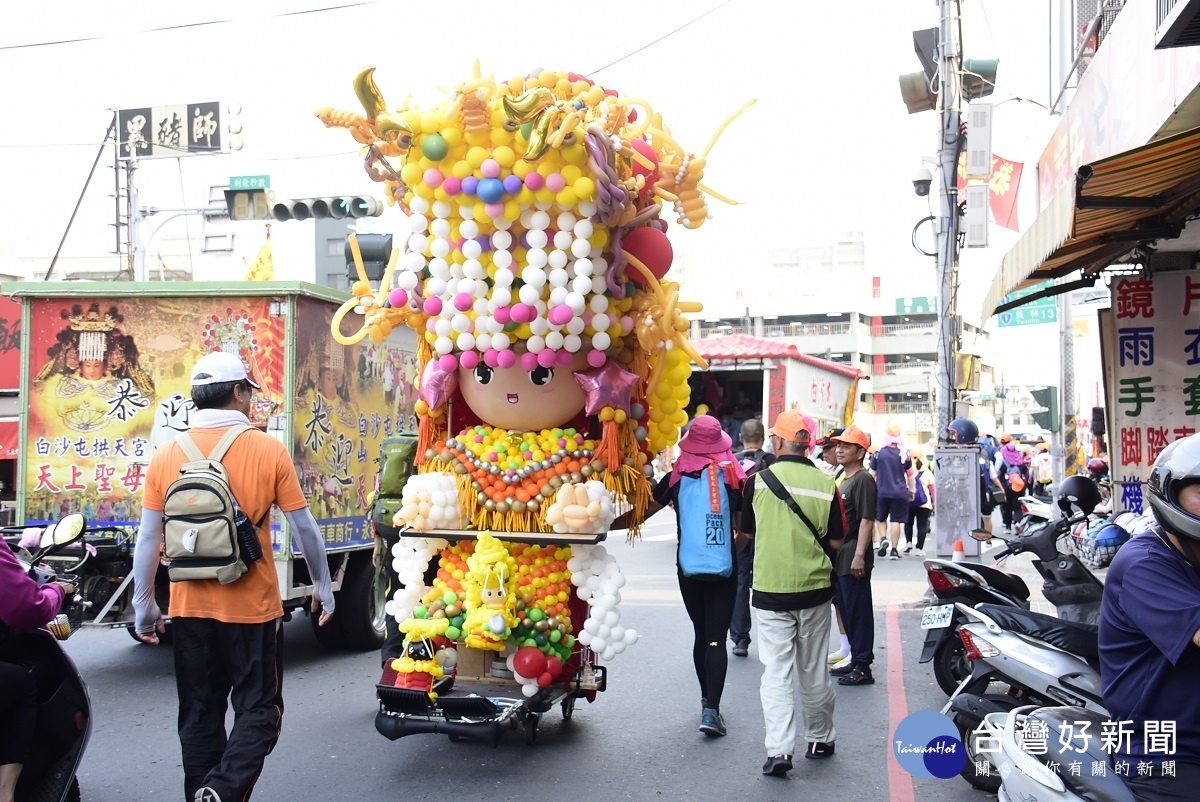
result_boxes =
[132,352,334,802]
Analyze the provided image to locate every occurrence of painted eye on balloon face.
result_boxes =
[529,365,554,387]
[473,363,494,385]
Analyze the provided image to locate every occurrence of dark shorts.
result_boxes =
[875,495,910,524]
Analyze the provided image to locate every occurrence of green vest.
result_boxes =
[751,460,837,594]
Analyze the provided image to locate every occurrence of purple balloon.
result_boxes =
[503,174,523,194]
[461,176,479,196]
[419,358,459,409]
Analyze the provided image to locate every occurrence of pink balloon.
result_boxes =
[545,173,566,192]
[423,168,443,188]
[483,349,500,368]
[418,358,458,409]
[438,354,458,372]
[537,349,557,368]
[520,352,539,371]
[524,173,544,191]
[454,293,473,312]
[620,315,634,333]
[388,288,408,307]
[442,176,462,196]
[555,349,573,367]
[493,305,512,324]
[573,361,639,416]
[423,297,443,316]
[497,349,516,368]
[548,305,574,326]
[459,350,479,370]
[511,303,534,323]
[481,158,501,179]
[587,349,607,368]
[484,202,504,219]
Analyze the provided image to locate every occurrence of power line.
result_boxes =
[0,2,376,50]
[587,0,735,77]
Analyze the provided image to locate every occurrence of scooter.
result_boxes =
[944,601,1106,792]
[1017,494,1053,531]
[920,506,1105,695]
[979,705,1137,802]
[0,515,93,802]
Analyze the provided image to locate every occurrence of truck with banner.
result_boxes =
[3,281,419,649]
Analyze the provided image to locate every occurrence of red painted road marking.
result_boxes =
[887,603,916,802]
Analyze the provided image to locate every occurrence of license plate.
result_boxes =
[920,604,955,629]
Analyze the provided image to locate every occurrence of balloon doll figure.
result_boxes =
[323,63,750,680]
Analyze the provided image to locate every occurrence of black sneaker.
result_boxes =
[830,660,858,677]
[699,708,727,737]
[838,666,875,685]
[732,638,749,657]
[806,741,835,759]
[195,789,222,802]
[877,541,890,558]
[762,754,793,776]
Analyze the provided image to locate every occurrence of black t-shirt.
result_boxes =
[834,468,877,576]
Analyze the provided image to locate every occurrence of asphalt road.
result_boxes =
[63,515,1009,802]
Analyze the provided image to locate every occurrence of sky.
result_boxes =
[0,0,1068,381]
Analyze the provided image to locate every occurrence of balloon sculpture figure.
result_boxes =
[321,63,750,702]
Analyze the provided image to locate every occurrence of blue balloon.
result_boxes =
[477,177,505,204]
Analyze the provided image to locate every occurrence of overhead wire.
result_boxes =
[586,0,734,76]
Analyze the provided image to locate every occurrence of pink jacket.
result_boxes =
[0,540,64,629]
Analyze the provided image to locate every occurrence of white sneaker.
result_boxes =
[914,548,925,557]
[827,650,848,665]
[830,656,853,671]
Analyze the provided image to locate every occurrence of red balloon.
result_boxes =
[537,671,554,688]
[629,138,660,192]
[622,226,674,283]
[513,646,547,679]
[545,656,563,679]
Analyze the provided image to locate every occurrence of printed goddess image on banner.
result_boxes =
[24,297,284,524]
[292,296,418,548]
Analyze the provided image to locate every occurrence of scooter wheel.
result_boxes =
[933,637,971,696]
[524,713,540,745]
[953,712,1002,792]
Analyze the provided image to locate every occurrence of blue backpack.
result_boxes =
[912,471,929,506]
[676,464,734,580]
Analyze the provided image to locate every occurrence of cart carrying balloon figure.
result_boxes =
[320,62,752,744]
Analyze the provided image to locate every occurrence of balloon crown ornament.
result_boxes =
[321,62,752,538]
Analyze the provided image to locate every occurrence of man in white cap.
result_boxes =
[132,351,335,802]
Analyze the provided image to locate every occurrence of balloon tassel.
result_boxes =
[598,419,621,475]
[416,413,434,466]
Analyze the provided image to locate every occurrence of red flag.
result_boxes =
[957,154,1023,232]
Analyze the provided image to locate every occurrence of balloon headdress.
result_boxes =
[321,62,751,536]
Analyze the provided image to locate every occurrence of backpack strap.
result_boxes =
[176,433,206,462]
[758,468,826,549]
[206,424,253,463]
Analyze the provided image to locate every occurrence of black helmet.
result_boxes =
[1147,434,1200,541]
[1057,475,1101,517]
[947,418,979,446]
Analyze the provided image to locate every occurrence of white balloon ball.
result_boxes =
[592,313,611,332]
[601,646,615,661]
[492,287,512,307]
[530,317,550,336]
[409,196,430,214]
[612,641,626,655]
[553,230,574,251]
[577,200,598,218]
[613,573,627,588]
[563,334,582,353]
[526,334,546,354]
[604,610,620,627]
[430,218,451,238]
[576,585,592,599]
[591,332,611,352]
[426,277,448,298]
[573,219,594,238]
[545,330,565,350]
[597,624,611,639]
[577,629,593,645]
[434,336,453,355]
[549,287,569,307]
[494,268,515,288]
[610,625,625,641]
[493,249,513,269]
[583,617,600,634]
[434,318,453,337]
[549,267,570,288]
[591,636,608,653]
[573,257,594,277]
[530,210,551,230]
[459,219,479,239]
[566,292,587,315]
[492,230,512,250]
[491,333,510,351]
[566,558,583,573]
[430,238,451,258]
[407,233,429,254]
[557,212,577,231]
[522,684,539,698]
[548,248,569,269]
[624,628,639,644]
[519,284,542,305]
[408,214,429,234]
[522,266,547,287]
[566,316,586,335]
[397,271,419,291]
[456,332,476,351]
[431,200,452,218]
[526,229,548,250]
[527,248,548,268]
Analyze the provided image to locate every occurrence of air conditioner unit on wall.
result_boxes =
[966,184,989,248]
[966,102,993,180]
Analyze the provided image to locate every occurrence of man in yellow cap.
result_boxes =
[739,409,845,775]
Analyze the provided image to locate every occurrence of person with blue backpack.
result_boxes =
[903,450,934,556]
[648,414,746,739]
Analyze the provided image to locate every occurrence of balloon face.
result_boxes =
[458,348,589,430]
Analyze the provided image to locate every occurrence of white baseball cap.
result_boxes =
[191,351,260,388]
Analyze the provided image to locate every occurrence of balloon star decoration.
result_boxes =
[321,62,752,537]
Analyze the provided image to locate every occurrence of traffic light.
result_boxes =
[345,233,393,282]
[224,188,273,221]
[1031,387,1060,433]
[898,28,998,113]
[272,195,384,222]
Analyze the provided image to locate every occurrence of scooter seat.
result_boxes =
[974,604,1099,660]
[970,563,1031,601]
[1025,706,1137,802]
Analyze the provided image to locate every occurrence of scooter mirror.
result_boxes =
[970,528,993,542]
[39,514,86,549]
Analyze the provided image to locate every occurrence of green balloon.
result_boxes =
[445,626,461,639]
[414,605,428,619]
[528,608,544,622]
[549,629,562,642]
[524,638,537,647]
[421,133,449,161]
[519,122,532,140]
[564,635,575,648]
[443,590,458,604]
[451,616,464,628]
[535,634,549,646]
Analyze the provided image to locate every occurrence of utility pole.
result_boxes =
[934,0,962,444]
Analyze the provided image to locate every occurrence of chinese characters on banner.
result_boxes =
[1101,273,1200,513]
[291,296,419,550]
[117,102,222,158]
[23,297,285,525]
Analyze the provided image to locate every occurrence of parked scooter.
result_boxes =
[919,475,1108,695]
[979,705,1137,802]
[945,599,1107,791]
[0,515,93,802]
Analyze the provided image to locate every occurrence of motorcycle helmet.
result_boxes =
[1087,458,1109,478]
[947,418,979,446]
[1146,433,1200,542]
[1057,474,1101,517]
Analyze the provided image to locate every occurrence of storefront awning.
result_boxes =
[982,125,1200,320]
[693,334,864,378]
[0,418,17,460]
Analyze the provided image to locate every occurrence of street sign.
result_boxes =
[998,283,1058,327]
[230,175,270,191]
[896,296,937,315]
[118,102,223,158]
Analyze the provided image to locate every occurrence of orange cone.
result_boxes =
[952,540,966,563]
